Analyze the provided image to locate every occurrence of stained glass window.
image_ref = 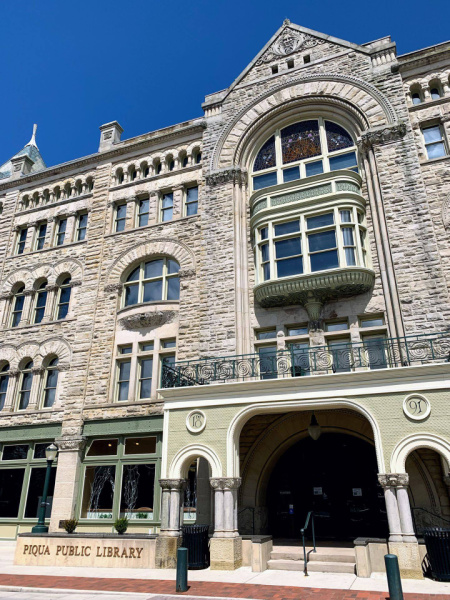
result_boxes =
[253,136,276,172]
[325,121,353,153]
[281,121,321,164]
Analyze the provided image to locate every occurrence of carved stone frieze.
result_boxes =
[206,166,248,187]
[256,27,325,65]
[357,122,407,152]
[119,310,177,330]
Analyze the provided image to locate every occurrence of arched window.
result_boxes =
[57,277,72,319]
[124,258,180,307]
[18,361,33,410]
[0,363,9,411]
[43,358,59,408]
[252,119,357,191]
[11,285,25,328]
[33,281,47,324]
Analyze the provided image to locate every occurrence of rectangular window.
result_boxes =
[81,465,116,519]
[16,228,27,255]
[76,213,88,241]
[24,466,56,518]
[422,125,447,159]
[120,463,155,520]
[138,198,150,227]
[185,187,199,216]
[35,223,47,250]
[56,219,67,246]
[161,193,173,222]
[115,203,126,232]
[116,360,131,401]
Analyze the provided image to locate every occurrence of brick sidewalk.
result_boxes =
[0,574,448,600]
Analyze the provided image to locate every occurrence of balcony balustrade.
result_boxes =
[161,331,450,388]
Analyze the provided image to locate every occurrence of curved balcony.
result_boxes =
[254,267,375,314]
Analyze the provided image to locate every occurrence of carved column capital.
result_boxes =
[357,122,407,153]
[159,478,187,491]
[210,477,241,490]
[55,436,86,452]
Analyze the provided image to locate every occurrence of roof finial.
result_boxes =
[26,124,39,149]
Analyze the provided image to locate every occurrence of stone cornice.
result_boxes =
[0,121,206,193]
[205,166,248,187]
[357,122,407,152]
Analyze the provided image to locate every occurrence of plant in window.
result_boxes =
[114,516,129,534]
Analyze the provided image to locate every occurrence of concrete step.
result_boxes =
[267,558,356,573]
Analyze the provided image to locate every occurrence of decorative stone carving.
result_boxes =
[178,269,196,279]
[104,283,123,294]
[55,437,86,452]
[206,166,248,187]
[357,122,407,152]
[210,477,242,490]
[256,27,325,65]
[119,310,177,330]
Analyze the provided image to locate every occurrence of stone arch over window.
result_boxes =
[390,433,450,474]
[169,444,223,479]
[106,239,196,287]
[212,73,398,170]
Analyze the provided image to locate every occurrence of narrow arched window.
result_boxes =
[34,281,47,324]
[43,358,59,408]
[124,258,180,307]
[0,364,9,411]
[57,277,72,319]
[11,286,25,328]
[18,361,33,410]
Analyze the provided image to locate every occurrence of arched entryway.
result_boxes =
[267,432,388,540]
[238,408,387,540]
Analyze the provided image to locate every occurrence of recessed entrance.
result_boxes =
[267,432,388,540]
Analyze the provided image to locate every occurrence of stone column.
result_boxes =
[155,478,186,569]
[49,437,86,532]
[209,478,242,570]
[396,473,417,543]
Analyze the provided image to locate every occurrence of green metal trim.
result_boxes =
[0,423,62,442]
[83,416,163,437]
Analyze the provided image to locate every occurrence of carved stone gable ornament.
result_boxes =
[256,28,325,65]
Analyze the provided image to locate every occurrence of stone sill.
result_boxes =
[19,532,158,539]
[7,240,86,260]
[105,214,199,238]
[109,163,201,192]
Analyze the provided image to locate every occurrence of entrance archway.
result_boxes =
[267,432,388,540]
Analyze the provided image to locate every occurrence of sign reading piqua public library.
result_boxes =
[14,534,156,569]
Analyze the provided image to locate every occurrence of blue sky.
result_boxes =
[1,0,449,168]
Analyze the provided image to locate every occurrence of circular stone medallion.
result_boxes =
[186,410,206,433]
[403,394,431,421]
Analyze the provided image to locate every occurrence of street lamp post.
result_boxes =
[32,443,58,534]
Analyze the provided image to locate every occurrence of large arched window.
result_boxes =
[252,118,357,191]
[18,361,33,410]
[33,281,48,324]
[123,258,180,307]
[43,358,59,408]
[0,363,9,411]
[11,285,25,328]
[57,277,71,320]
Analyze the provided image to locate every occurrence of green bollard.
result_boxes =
[385,554,404,600]
[176,547,188,593]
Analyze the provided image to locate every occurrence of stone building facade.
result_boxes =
[1,21,450,577]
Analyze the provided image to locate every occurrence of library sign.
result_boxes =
[14,534,156,569]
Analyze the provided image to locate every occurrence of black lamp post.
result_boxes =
[32,443,57,533]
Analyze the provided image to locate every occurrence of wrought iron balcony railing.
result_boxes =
[161,331,450,388]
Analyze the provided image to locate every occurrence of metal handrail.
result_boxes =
[161,330,450,388]
[300,511,316,576]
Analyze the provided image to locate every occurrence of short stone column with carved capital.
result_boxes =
[155,478,186,569]
[49,437,86,532]
[209,477,242,570]
[378,473,422,579]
